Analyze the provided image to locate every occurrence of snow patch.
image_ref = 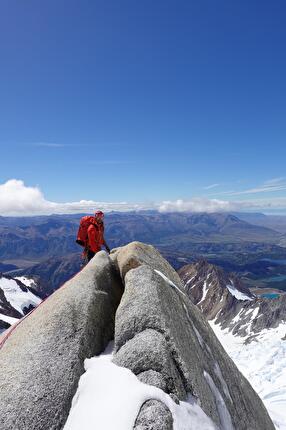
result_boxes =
[186,275,196,286]
[0,312,19,325]
[154,270,186,297]
[197,281,209,305]
[204,371,234,430]
[183,303,207,351]
[231,309,243,325]
[213,361,232,403]
[15,276,37,288]
[193,323,204,348]
[226,281,253,301]
[249,307,259,322]
[64,343,217,430]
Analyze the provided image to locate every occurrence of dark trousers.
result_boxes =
[81,250,96,267]
[87,250,95,262]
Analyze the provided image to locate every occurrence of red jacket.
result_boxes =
[87,222,104,253]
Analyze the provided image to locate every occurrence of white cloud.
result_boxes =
[0,179,142,216]
[87,160,132,165]
[238,196,286,210]
[0,180,54,214]
[219,177,286,196]
[0,179,286,216]
[29,142,126,148]
[203,183,220,190]
[158,198,237,213]
[31,142,66,148]
[30,142,99,148]
[264,177,285,185]
[37,142,99,148]
[158,197,286,213]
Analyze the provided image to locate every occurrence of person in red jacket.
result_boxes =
[86,211,110,261]
[76,211,110,263]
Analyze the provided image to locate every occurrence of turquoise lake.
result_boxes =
[261,293,279,299]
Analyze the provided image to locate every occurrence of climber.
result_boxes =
[76,210,110,263]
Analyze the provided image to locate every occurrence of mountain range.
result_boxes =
[232,212,286,234]
[1,211,286,295]
[0,211,285,263]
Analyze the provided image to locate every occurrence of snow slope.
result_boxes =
[0,277,41,316]
[209,320,286,430]
[0,275,41,332]
[64,343,218,430]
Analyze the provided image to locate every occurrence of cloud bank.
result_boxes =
[158,198,237,212]
[0,179,286,216]
[0,180,141,215]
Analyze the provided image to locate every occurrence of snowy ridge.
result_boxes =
[64,343,218,430]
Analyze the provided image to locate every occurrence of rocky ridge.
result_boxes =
[0,242,274,429]
[10,253,82,298]
[179,260,286,339]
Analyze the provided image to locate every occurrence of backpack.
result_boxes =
[76,216,96,247]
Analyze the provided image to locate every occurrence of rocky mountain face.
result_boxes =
[0,262,18,272]
[0,242,274,430]
[0,217,79,260]
[0,274,42,333]
[178,260,286,339]
[234,212,286,234]
[179,260,286,428]
[10,253,82,297]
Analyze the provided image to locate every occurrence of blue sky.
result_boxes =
[0,0,286,214]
